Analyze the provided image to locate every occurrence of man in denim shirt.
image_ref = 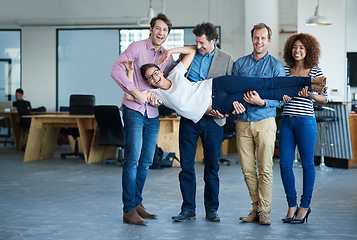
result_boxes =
[171,22,234,223]
[233,23,285,225]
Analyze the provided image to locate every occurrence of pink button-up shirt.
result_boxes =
[111,38,174,118]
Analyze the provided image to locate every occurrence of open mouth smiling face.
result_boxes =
[156,35,164,42]
[150,19,169,47]
[146,68,161,86]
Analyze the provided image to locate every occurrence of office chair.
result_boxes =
[14,100,32,130]
[59,106,69,112]
[314,104,337,170]
[60,94,95,159]
[0,101,14,146]
[55,106,70,146]
[93,105,125,165]
[219,115,239,166]
[14,100,32,151]
[158,105,176,118]
[0,118,13,146]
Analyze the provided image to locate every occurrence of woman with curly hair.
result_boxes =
[279,33,328,224]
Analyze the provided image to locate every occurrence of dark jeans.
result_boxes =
[178,116,223,213]
[212,75,312,113]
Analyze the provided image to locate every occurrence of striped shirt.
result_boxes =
[282,66,328,117]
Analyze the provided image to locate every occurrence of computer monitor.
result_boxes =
[347,52,357,87]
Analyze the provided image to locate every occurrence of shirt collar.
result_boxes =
[197,45,216,59]
[145,37,164,54]
[249,51,270,62]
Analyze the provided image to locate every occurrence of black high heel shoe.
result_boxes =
[282,206,299,223]
[291,207,311,224]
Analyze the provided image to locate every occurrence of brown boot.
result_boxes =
[123,210,147,225]
[259,211,271,225]
[239,210,258,222]
[136,204,157,219]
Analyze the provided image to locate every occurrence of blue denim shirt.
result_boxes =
[233,52,286,122]
[187,48,215,82]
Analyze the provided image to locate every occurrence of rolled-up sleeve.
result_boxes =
[111,42,139,92]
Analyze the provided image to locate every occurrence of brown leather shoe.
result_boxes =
[136,204,157,219]
[259,211,271,225]
[239,210,258,222]
[123,210,147,225]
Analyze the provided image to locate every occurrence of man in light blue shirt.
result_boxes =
[233,23,285,225]
[233,53,285,121]
[187,48,215,82]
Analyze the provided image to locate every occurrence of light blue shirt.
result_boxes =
[187,48,215,82]
[233,52,286,122]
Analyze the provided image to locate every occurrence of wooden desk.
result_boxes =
[348,114,357,167]
[0,111,22,149]
[157,117,204,167]
[0,111,72,150]
[32,111,69,115]
[23,114,116,164]
[157,117,180,167]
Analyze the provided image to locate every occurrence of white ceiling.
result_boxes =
[0,0,162,26]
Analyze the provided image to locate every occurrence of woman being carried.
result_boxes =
[124,46,326,123]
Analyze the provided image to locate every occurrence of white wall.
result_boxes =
[22,27,56,109]
[298,0,346,102]
[278,0,297,61]
[245,0,280,57]
[346,0,357,52]
[346,0,357,99]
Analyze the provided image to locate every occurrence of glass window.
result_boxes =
[57,29,120,109]
[0,30,21,101]
[119,29,185,61]
[120,29,150,52]
[57,27,220,109]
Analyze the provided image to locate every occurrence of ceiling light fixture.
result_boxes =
[306,0,332,26]
[137,0,155,26]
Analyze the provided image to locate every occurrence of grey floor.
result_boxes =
[1,144,357,240]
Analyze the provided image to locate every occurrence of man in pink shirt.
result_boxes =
[111,13,174,225]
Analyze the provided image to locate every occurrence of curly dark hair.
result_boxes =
[193,22,219,41]
[283,33,321,69]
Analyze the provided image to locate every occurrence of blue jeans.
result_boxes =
[121,105,159,213]
[279,115,317,208]
[178,116,223,213]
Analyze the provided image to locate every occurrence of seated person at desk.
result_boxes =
[13,88,30,111]
[13,88,46,113]
[123,46,326,122]
[0,88,28,129]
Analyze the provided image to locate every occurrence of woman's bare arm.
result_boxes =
[158,46,196,70]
